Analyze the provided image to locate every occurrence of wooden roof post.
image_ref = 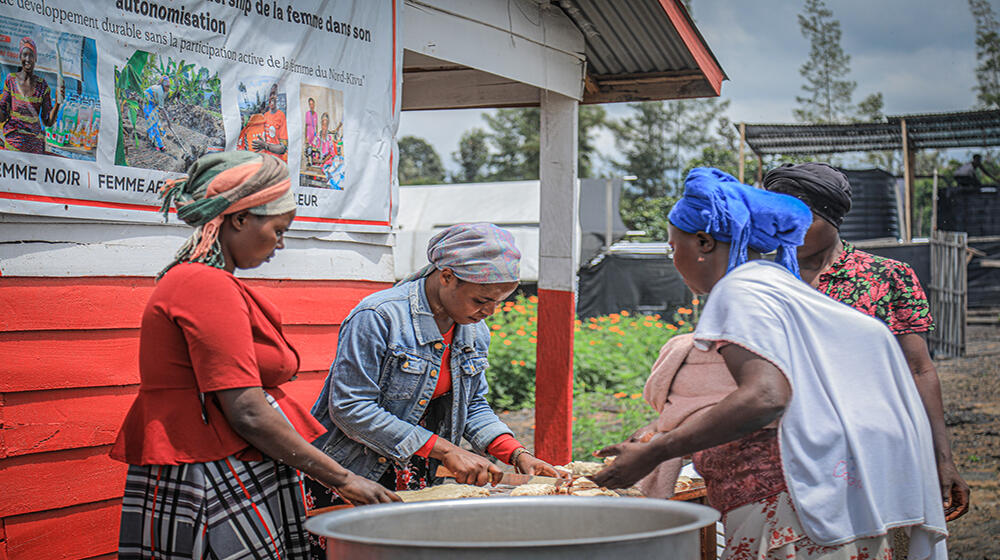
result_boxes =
[931,168,939,236]
[738,122,746,184]
[756,153,764,187]
[901,118,914,242]
[535,90,579,466]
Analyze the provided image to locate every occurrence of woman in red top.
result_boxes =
[110,151,397,559]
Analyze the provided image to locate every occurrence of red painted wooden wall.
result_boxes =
[0,276,387,559]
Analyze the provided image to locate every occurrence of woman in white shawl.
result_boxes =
[592,168,947,560]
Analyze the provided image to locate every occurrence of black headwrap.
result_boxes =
[762,163,852,228]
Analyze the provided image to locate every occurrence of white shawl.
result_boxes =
[693,261,947,560]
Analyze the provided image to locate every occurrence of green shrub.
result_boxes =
[484,295,699,458]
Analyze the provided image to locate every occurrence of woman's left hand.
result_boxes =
[515,453,559,477]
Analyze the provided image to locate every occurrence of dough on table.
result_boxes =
[571,487,618,497]
[509,483,558,496]
[397,484,491,502]
[563,461,605,477]
[673,476,694,492]
[571,477,598,489]
[615,486,644,497]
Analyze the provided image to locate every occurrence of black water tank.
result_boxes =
[839,169,901,241]
[937,185,1000,236]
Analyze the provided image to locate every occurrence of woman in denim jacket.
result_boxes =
[306,224,557,521]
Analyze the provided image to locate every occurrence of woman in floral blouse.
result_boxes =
[764,162,969,525]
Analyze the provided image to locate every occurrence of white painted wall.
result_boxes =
[403,0,585,102]
[0,214,394,280]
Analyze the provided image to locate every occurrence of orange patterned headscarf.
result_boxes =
[158,151,294,277]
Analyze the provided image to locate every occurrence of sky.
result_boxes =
[398,0,997,176]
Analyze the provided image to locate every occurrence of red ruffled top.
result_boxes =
[110,263,324,465]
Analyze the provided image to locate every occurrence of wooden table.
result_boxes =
[671,483,716,560]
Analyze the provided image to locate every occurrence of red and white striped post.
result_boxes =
[534,90,579,465]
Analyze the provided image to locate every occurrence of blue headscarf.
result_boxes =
[668,167,812,278]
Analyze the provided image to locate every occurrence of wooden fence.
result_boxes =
[929,231,967,358]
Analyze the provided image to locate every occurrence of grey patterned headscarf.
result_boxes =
[399,222,521,284]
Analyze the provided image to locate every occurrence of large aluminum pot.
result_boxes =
[305,496,719,559]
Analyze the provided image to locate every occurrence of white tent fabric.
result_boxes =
[395,181,545,282]
[394,179,630,282]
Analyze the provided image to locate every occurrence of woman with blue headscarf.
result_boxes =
[593,169,947,560]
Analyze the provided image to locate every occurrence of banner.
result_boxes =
[0,0,400,231]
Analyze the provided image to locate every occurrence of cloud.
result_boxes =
[400,0,989,176]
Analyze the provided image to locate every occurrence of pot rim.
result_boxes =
[304,496,719,549]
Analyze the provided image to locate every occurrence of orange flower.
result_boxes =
[498,332,507,337]
[529,337,537,343]
[503,339,513,346]
[531,331,537,336]
[510,360,518,366]
[528,295,539,303]
[516,329,526,336]
[519,360,527,366]
[574,319,583,326]
[692,298,700,305]
[643,322,653,328]
[588,324,598,330]
[678,320,685,326]
[677,307,692,315]
[655,322,663,328]
[588,340,597,345]
[491,324,501,331]
[613,392,627,398]
[630,393,642,399]
[653,314,661,320]
[665,324,678,331]
[616,342,623,347]
[620,310,630,317]
[514,305,527,314]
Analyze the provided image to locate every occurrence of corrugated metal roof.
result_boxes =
[742,110,1000,155]
[558,0,726,103]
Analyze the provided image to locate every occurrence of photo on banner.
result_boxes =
[0,0,398,230]
[113,50,224,172]
[299,83,344,190]
[0,14,100,160]
[236,77,288,163]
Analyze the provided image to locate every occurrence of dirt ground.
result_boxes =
[502,323,1000,559]
[936,323,1000,560]
[125,101,224,172]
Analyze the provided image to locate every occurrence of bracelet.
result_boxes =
[510,447,531,472]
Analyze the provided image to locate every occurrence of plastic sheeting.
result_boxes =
[577,245,690,319]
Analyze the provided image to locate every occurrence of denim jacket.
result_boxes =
[311,278,514,481]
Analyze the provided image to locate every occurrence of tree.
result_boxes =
[398,135,445,185]
[451,128,490,183]
[970,0,1000,109]
[687,115,761,184]
[578,105,607,179]
[794,0,856,123]
[449,106,606,183]
[609,98,729,199]
[483,108,540,181]
[608,98,729,239]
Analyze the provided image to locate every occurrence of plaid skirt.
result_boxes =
[119,457,310,559]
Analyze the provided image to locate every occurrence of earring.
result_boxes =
[697,256,705,262]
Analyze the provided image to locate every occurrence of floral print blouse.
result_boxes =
[816,241,935,335]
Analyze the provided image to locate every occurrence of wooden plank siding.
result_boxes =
[0,276,388,559]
